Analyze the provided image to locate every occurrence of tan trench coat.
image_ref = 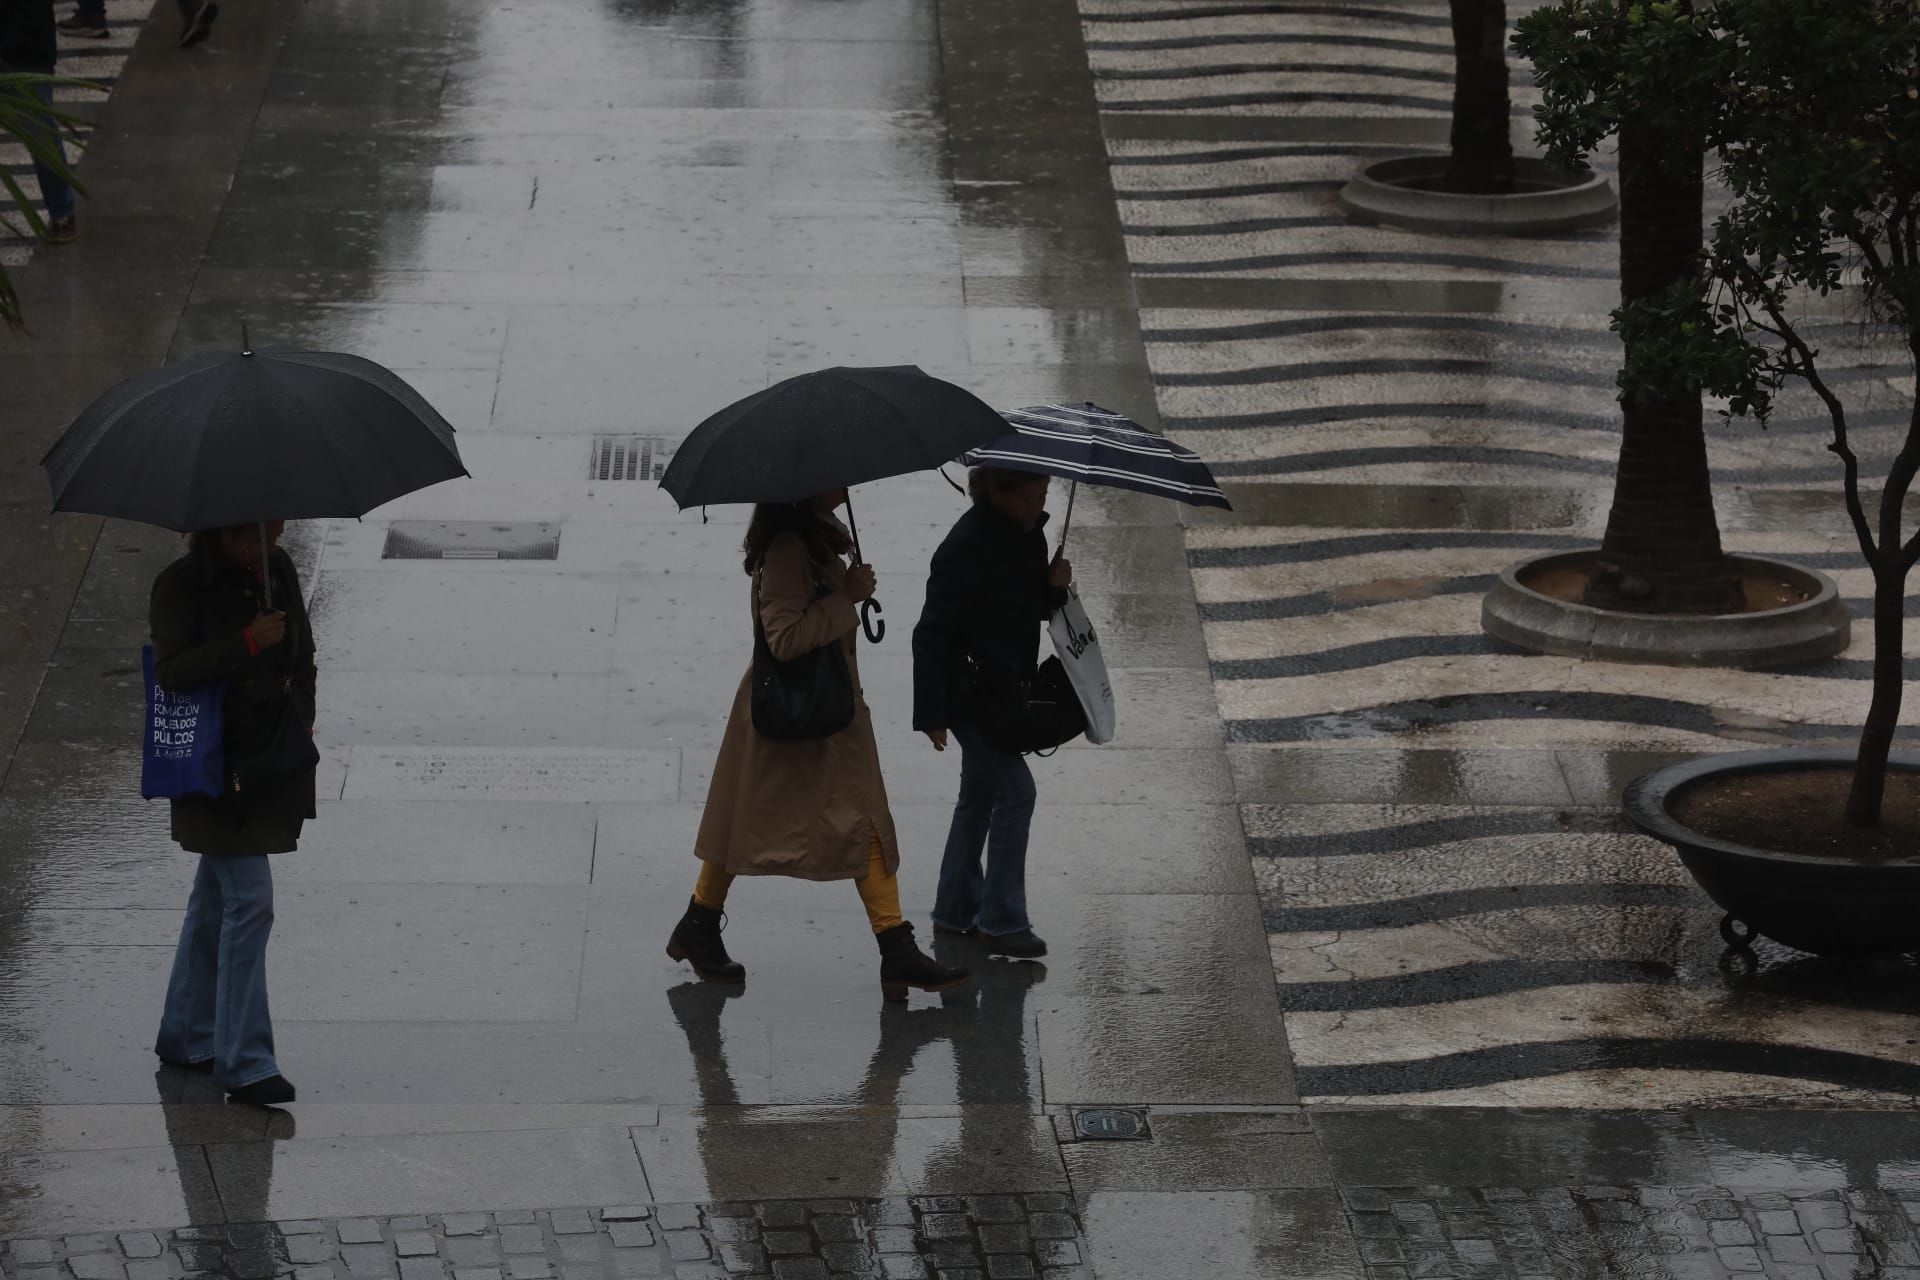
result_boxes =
[694,525,901,881]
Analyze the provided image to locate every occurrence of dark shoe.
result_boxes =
[984,929,1048,959]
[227,1074,296,1105]
[179,2,217,47]
[158,1055,214,1073]
[666,898,745,983]
[877,922,970,1002]
[931,921,977,938]
[58,13,111,37]
[46,216,77,245]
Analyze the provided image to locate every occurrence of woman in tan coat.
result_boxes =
[668,490,970,1002]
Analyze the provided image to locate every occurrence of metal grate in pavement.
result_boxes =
[589,434,673,482]
[381,521,560,560]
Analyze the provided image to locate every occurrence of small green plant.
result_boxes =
[0,70,92,329]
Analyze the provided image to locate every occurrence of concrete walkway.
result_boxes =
[4,1,1920,1278]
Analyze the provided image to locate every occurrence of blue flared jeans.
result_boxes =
[154,855,280,1088]
[933,725,1036,937]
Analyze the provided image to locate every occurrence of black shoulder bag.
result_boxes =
[226,565,321,801]
[749,560,856,742]
[970,655,1087,756]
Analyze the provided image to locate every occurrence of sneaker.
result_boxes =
[983,929,1048,959]
[226,1074,296,1105]
[46,216,77,245]
[179,1,218,47]
[157,1055,213,1073]
[57,13,111,37]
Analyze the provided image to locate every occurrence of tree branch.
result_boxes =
[1747,267,1878,562]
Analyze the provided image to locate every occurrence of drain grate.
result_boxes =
[590,434,674,482]
[382,521,560,560]
[1073,1108,1151,1141]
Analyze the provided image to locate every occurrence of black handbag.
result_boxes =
[749,566,856,743]
[972,655,1088,755]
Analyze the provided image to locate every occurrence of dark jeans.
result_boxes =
[23,80,75,223]
[933,724,1036,937]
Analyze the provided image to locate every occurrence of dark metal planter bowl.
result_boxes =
[1624,749,1920,958]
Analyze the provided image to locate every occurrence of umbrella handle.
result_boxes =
[1056,480,1078,557]
[861,598,886,644]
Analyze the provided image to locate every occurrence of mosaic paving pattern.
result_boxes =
[1340,1186,1920,1280]
[1072,0,1920,1104]
[0,1200,1091,1280]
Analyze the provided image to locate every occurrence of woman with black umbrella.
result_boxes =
[666,490,971,1002]
[149,520,314,1105]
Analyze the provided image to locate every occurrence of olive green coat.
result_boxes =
[694,526,900,880]
[149,544,318,855]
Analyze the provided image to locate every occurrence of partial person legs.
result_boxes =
[935,726,1043,955]
[25,83,77,243]
[154,857,222,1070]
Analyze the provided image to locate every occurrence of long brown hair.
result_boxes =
[741,502,850,575]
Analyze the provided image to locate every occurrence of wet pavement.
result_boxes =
[1,0,1918,1274]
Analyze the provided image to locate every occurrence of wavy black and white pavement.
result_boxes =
[0,0,149,266]
[1075,0,1920,1105]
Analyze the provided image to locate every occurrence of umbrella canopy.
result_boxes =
[960,402,1232,510]
[42,346,467,531]
[660,365,1009,510]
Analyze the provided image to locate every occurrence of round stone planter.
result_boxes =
[1623,749,1920,958]
[1481,551,1851,669]
[1338,154,1619,235]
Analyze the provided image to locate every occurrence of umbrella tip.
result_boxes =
[241,321,252,357]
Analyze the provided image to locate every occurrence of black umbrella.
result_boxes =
[42,338,467,605]
[661,365,1009,641]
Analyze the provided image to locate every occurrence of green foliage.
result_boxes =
[1516,0,1920,433]
[1513,0,1721,171]
[0,71,93,330]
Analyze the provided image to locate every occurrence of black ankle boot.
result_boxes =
[667,898,745,983]
[876,923,970,1002]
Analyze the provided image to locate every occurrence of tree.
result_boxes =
[1446,0,1516,194]
[1629,0,1920,824]
[0,71,87,329]
[1515,1,1743,613]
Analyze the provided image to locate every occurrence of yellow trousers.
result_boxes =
[694,829,903,934]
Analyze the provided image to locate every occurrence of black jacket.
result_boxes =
[912,500,1065,732]
[0,0,56,70]
[150,544,318,855]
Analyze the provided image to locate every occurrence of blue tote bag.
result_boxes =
[140,645,227,800]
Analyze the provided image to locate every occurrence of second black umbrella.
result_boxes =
[660,365,1009,640]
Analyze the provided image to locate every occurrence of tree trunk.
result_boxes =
[1585,112,1743,614]
[1847,563,1906,826]
[1445,0,1514,194]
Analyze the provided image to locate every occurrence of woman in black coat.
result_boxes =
[148,522,315,1105]
[911,468,1070,959]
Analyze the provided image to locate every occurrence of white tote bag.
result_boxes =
[1049,586,1116,744]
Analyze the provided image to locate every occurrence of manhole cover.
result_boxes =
[589,434,674,482]
[382,521,560,560]
[1073,1109,1150,1141]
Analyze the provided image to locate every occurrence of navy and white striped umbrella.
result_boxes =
[960,402,1232,509]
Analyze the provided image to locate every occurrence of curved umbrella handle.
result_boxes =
[861,597,886,644]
